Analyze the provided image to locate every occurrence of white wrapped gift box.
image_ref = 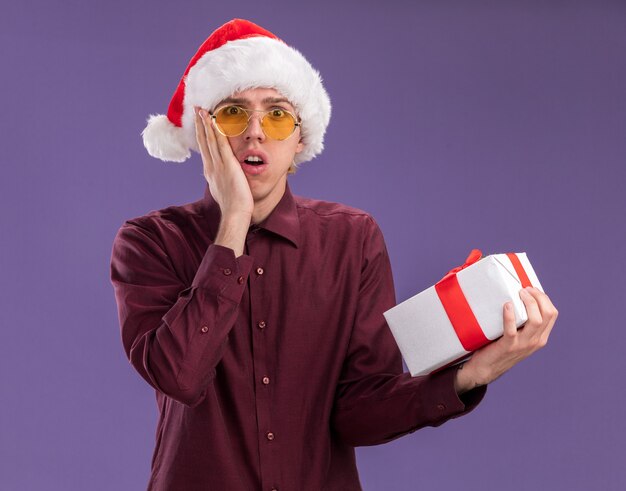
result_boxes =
[383,251,544,376]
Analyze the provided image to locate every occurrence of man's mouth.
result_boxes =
[241,155,269,176]
[243,156,265,166]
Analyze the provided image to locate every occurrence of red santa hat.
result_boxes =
[141,18,332,165]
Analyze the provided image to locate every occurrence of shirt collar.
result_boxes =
[202,182,300,248]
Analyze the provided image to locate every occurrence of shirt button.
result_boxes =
[223,268,232,276]
[262,376,270,385]
[258,320,266,329]
[200,326,209,333]
[266,432,275,441]
[238,276,244,284]
[256,267,264,275]
[437,403,446,411]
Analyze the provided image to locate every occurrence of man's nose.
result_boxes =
[243,113,266,141]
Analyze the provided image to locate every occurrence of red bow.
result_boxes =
[439,248,483,282]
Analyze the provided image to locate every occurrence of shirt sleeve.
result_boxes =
[109,218,254,408]
[330,216,487,446]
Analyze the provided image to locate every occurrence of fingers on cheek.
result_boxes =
[215,129,229,148]
[200,114,211,137]
[194,116,203,137]
[195,118,211,151]
[208,118,218,139]
[209,129,224,157]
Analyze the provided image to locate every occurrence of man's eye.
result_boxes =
[271,109,285,117]
[226,106,241,115]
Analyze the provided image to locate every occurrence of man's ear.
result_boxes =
[295,139,304,154]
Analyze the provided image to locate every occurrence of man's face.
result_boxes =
[212,87,304,205]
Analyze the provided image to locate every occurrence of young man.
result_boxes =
[110,19,558,491]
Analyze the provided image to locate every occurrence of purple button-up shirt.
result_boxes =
[110,183,486,490]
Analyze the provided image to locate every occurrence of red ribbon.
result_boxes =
[506,253,533,288]
[435,249,488,352]
[434,249,534,352]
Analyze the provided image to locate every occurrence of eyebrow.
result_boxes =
[219,97,295,108]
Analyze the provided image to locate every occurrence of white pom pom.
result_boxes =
[141,114,190,163]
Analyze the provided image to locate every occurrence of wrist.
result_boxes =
[214,212,251,257]
[454,362,482,395]
[220,210,252,225]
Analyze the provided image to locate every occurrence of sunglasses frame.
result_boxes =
[209,105,301,141]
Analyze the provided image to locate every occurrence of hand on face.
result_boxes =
[194,106,254,218]
[455,287,559,392]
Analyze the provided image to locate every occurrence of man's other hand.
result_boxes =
[454,287,559,394]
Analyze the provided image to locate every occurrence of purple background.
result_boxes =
[1,1,624,489]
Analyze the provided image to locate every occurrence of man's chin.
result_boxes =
[250,180,286,205]
[249,185,268,203]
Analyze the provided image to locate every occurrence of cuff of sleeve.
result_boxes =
[418,366,488,425]
[191,244,254,302]
[457,380,488,414]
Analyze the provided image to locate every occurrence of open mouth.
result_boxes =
[243,156,265,166]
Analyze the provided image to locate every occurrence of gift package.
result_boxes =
[383,249,544,376]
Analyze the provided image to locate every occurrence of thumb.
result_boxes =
[502,301,518,339]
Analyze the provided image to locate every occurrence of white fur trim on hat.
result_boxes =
[141,114,190,163]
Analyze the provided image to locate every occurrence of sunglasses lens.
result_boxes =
[262,109,297,140]
[214,105,248,136]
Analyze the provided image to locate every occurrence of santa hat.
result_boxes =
[141,18,332,166]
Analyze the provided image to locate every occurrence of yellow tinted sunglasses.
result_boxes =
[209,105,301,140]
